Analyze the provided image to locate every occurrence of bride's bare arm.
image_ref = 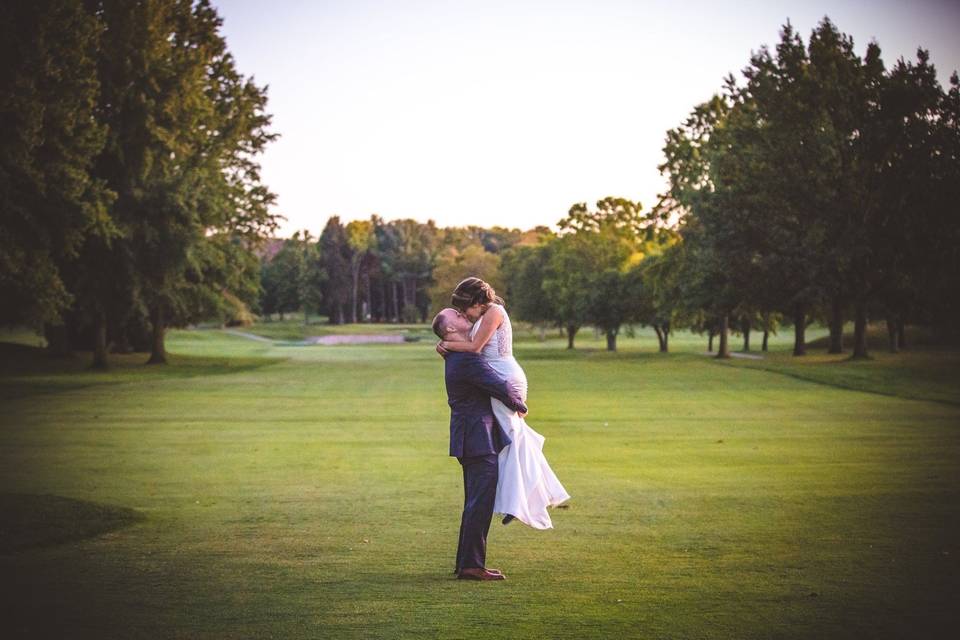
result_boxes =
[439,305,503,353]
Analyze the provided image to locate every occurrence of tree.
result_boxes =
[428,244,503,316]
[0,0,114,350]
[299,238,326,322]
[345,219,376,323]
[87,0,278,366]
[634,236,683,352]
[260,232,309,320]
[501,242,556,339]
[587,268,631,351]
[542,235,590,349]
[320,217,351,324]
[386,219,439,322]
[851,48,948,357]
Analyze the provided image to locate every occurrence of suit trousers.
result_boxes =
[455,453,499,570]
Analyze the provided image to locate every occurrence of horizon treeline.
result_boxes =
[1,0,278,367]
[262,18,959,359]
[4,10,958,367]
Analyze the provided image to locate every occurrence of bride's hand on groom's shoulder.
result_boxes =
[436,341,450,358]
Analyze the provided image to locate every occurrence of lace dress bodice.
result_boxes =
[469,304,525,400]
[470,304,513,360]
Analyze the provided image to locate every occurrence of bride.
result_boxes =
[438,277,570,529]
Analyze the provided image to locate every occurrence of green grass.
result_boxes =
[241,313,435,342]
[0,325,958,638]
[713,324,960,406]
[0,493,143,554]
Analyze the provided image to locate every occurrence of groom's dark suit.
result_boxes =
[443,352,528,572]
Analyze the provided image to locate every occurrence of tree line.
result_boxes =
[257,217,544,325]
[1,0,277,367]
[654,18,959,358]
[261,18,958,359]
[6,9,955,364]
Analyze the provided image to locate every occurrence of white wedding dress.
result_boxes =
[471,304,570,529]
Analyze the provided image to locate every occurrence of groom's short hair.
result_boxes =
[432,312,449,339]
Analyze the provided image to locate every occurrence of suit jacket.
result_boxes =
[443,352,528,458]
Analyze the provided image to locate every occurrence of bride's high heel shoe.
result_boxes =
[502,514,516,525]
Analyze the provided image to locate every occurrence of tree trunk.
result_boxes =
[391,281,400,322]
[377,279,386,322]
[886,318,899,353]
[851,300,869,359]
[897,318,906,349]
[662,324,669,353]
[365,273,373,322]
[147,306,167,365]
[350,263,360,324]
[708,330,714,352]
[605,329,617,352]
[828,296,844,353]
[538,325,546,341]
[653,325,664,350]
[44,322,72,357]
[762,329,769,352]
[404,276,417,307]
[793,305,806,356]
[566,325,578,349]
[92,312,108,369]
[742,318,751,352]
[111,331,133,354]
[716,314,730,358]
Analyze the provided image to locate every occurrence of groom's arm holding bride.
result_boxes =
[433,308,528,418]
[453,354,529,417]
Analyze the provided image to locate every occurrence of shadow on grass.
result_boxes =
[0,342,288,399]
[709,347,960,407]
[0,493,145,554]
[514,346,694,363]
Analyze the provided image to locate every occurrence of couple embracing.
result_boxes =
[433,277,570,581]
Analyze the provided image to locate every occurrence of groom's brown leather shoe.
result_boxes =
[457,568,506,581]
[454,567,502,576]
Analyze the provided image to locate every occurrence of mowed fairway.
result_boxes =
[1,328,958,639]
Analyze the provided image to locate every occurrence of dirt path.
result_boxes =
[702,351,764,360]
[223,329,408,345]
[224,329,274,343]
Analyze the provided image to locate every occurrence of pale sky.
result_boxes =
[213,0,960,237]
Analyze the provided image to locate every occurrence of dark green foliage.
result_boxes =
[0,0,279,366]
[501,242,556,331]
[656,17,959,358]
[0,0,113,328]
[320,217,351,324]
[259,231,319,321]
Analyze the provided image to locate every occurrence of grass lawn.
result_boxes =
[1,323,958,638]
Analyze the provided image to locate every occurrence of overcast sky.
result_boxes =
[213,0,960,237]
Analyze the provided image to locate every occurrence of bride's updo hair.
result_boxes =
[451,277,504,312]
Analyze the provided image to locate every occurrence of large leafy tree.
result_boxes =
[428,244,503,316]
[87,0,277,366]
[854,49,949,356]
[501,242,556,339]
[0,0,113,338]
[260,232,310,320]
[320,217,351,324]
[345,219,376,323]
[544,199,644,350]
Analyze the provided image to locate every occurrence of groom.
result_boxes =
[432,308,528,581]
